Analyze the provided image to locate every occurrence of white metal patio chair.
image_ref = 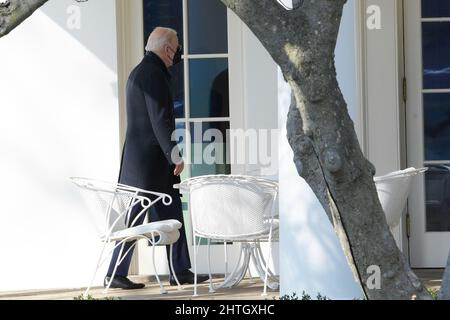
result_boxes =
[178,175,279,297]
[70,177,182,297]
[374,167,428,229]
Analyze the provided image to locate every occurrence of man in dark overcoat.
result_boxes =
[104,27,208,289]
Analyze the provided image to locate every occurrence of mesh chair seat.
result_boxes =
[194,218,279,242]
[106,219,181,244]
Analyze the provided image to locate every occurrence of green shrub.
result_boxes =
[279,291,330,300]
[427,288,440,300]
[74,294,121,300]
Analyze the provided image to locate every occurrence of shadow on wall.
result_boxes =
[0,0,121,291]
[278,0,364,300]
[40,0,118,74]
[278,70,364,300]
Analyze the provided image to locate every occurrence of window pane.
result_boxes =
[143,0,183,42]
[189,59,229,118]
[190,122,231,177]
[422,22,450,89]
[174,121,186,153]
[143,0,185,118]
[172,62,185,118]
[425,165,450,232]
[188,0,228,54]
[424,93,450,160]
[422,0,450,18]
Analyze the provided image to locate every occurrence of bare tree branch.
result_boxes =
[440,251,450,300]
[0,0,48,38]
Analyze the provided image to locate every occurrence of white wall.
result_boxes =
[240,23,280,276]
[361,0,405,249]
[241,24,279,177]
[0,1,119,291]
[279,0,365,299]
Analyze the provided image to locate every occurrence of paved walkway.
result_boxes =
[413,269,444,292]
[0,270,443,300]
[0,277,278,300]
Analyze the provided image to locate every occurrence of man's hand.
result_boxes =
[174,160,184,176]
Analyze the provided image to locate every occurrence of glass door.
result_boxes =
[405,0,450,267]
[142,0,236,273]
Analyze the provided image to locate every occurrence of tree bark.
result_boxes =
[0,0,48,38]
[439,251,450,300]
[221,0,430,299]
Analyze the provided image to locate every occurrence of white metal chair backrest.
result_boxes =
[70,177,172,238]
[180,175,278,240]
[374,167,428,228]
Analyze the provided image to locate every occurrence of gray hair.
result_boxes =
[145,27,178,52]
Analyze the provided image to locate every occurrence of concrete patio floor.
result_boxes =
[0,270,444,300]
[0,276,279,300]
[413,269,444,292]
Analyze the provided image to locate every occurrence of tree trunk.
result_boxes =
[0,0,432,300]
[221,0,430,299]
[0,0,48,38]
[439,251,450,300]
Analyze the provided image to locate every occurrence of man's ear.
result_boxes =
[165,45,172,58]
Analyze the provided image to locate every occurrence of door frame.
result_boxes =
[116,0,145,275]
[404,0,450,268]
[115,0,246,275]
[355,0,407,252]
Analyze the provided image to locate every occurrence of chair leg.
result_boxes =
[207,239,215,293]
[219,243,248,289]
[151,234,167,294]
[193,236,201,297]
[256,243,276,278]
[232,244,251,288]
[247,259,255,284]
[105,241,125,294]
[224,242,228,278]
[262,236,273,297]
[84,241,108,298]
[169,244,182,291]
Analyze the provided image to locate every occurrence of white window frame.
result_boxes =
[176,0,233,180]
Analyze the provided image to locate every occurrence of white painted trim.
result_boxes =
[228,9,246,175]
[176,117,231,123]
[396,0,408,254]
[394,0,403,172]
[182,0,192,180]
[115,0,145,275]
[424,161,450,165]
[358,0,405,250]
[354,0,368,155]
[398,0,409,254]
[390,0,404,252]
[422,17,450,22]
[404,0,450,267]
[405,0,427,268]
[184,54,229,59]
[423,89,450,94]
[115,0,126,149]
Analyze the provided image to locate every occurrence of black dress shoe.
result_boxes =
[104,276,145,290]
[169,270,209,286]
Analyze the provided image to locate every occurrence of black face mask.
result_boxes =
[172,46,182,66]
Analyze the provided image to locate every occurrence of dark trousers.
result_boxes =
[106,189,191,277]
